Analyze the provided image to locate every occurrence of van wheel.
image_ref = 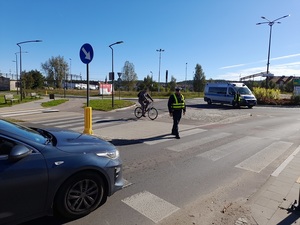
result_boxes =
[248,106,253,109]
[207,99,212,105]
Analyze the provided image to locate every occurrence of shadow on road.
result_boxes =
[94,117,137,124]
[187,103,248,110]
[110,133,174,146]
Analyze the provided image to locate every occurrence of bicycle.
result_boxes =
[134,101,158,120]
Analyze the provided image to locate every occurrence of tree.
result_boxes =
[285,80,294,92]
[22,70,44,89]
[137,74,154,91]
[41,56,68,88]
[193,64,206,94]
[121,61,138,91]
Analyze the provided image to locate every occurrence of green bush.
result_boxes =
[253,87,280,101]
[291,95,300,105]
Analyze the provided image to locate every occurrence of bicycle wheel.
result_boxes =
[148,107,158,120]
[134,107,143,119]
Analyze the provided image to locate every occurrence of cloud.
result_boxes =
[220,64,246,69]
[219,53,300,70]
[271,54,300,61]
[214,61,300,81]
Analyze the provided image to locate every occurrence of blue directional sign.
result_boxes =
[80,43,94,64]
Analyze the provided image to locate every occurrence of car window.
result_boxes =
[0,120,46,144]
[0,137,16,156]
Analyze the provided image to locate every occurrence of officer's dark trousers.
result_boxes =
[172,110,182,136]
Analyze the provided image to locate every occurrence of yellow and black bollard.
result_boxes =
[83,107,93,135]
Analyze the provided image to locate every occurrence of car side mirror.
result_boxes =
[8,145,32,162]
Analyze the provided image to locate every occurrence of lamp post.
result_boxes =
[14,52,28,95]
[256,15,289,88]
[69,58,72,88]
[185,62,188,92]
[109,41,123,108]
[156,49,164,92]
[16,40,42,100]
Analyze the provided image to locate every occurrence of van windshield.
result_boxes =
[237,87,252,95]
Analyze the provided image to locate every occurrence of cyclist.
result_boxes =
[138,88,153,116]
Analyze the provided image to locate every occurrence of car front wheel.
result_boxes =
[54,172,105,220]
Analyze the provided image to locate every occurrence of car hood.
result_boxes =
[45,128,115,153]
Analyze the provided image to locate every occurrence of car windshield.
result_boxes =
[0,119,47,144]
[237,87,252,95]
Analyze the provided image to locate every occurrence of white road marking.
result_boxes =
[0,109,45,117]
[122,191,179,223]
[197,136,261,161]
[122,179,133,188]
[166,132,232,152]
[235,141,293,173]
[144,128,206,145]
[271,145,300,177]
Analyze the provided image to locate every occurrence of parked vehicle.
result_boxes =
[204,82,257,108]
[0,119,123,225]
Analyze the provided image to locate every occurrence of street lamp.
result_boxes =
[69,58,72,88]
[16,40,42,100]
[156,49,164,92]
[256,15,289,88]
[150,71,153,95]
[185,62,188,92]
[109,41,123,108]
[14,51,28,94]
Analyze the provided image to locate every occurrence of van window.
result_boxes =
[237,87,251,95]
[208,87,227,94]
[228,87,235,95]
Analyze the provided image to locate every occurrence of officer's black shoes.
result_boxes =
[175,135,180,139]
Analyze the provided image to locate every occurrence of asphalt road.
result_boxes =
[12,98,300,225]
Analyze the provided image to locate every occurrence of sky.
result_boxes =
[1,0,300,83]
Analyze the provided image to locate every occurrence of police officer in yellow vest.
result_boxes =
[234,90,241,108]
[168,87,186,139]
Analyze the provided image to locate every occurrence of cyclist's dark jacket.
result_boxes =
[168,93,186,113]
[138,90,153,102]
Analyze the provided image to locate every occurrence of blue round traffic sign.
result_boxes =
[80,43,94,64]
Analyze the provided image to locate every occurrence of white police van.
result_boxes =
[204,82,257,108]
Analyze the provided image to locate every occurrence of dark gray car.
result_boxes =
[0,119,123,225]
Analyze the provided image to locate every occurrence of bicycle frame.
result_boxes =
[145,101,154,111]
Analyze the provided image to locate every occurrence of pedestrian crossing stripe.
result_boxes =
[197,136,262,161]
[166,132,232,152]
[0,109,46,117]
[122,191,179,223]
[144,128,206,145]
[235,141,293,173]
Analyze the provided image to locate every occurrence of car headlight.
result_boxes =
[96,150,119,159]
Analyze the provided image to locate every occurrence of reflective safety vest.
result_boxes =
[234,93,241,102]
[171,93,185,109]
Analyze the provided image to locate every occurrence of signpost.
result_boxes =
[80,43,94,134]
[117,72,122,100]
